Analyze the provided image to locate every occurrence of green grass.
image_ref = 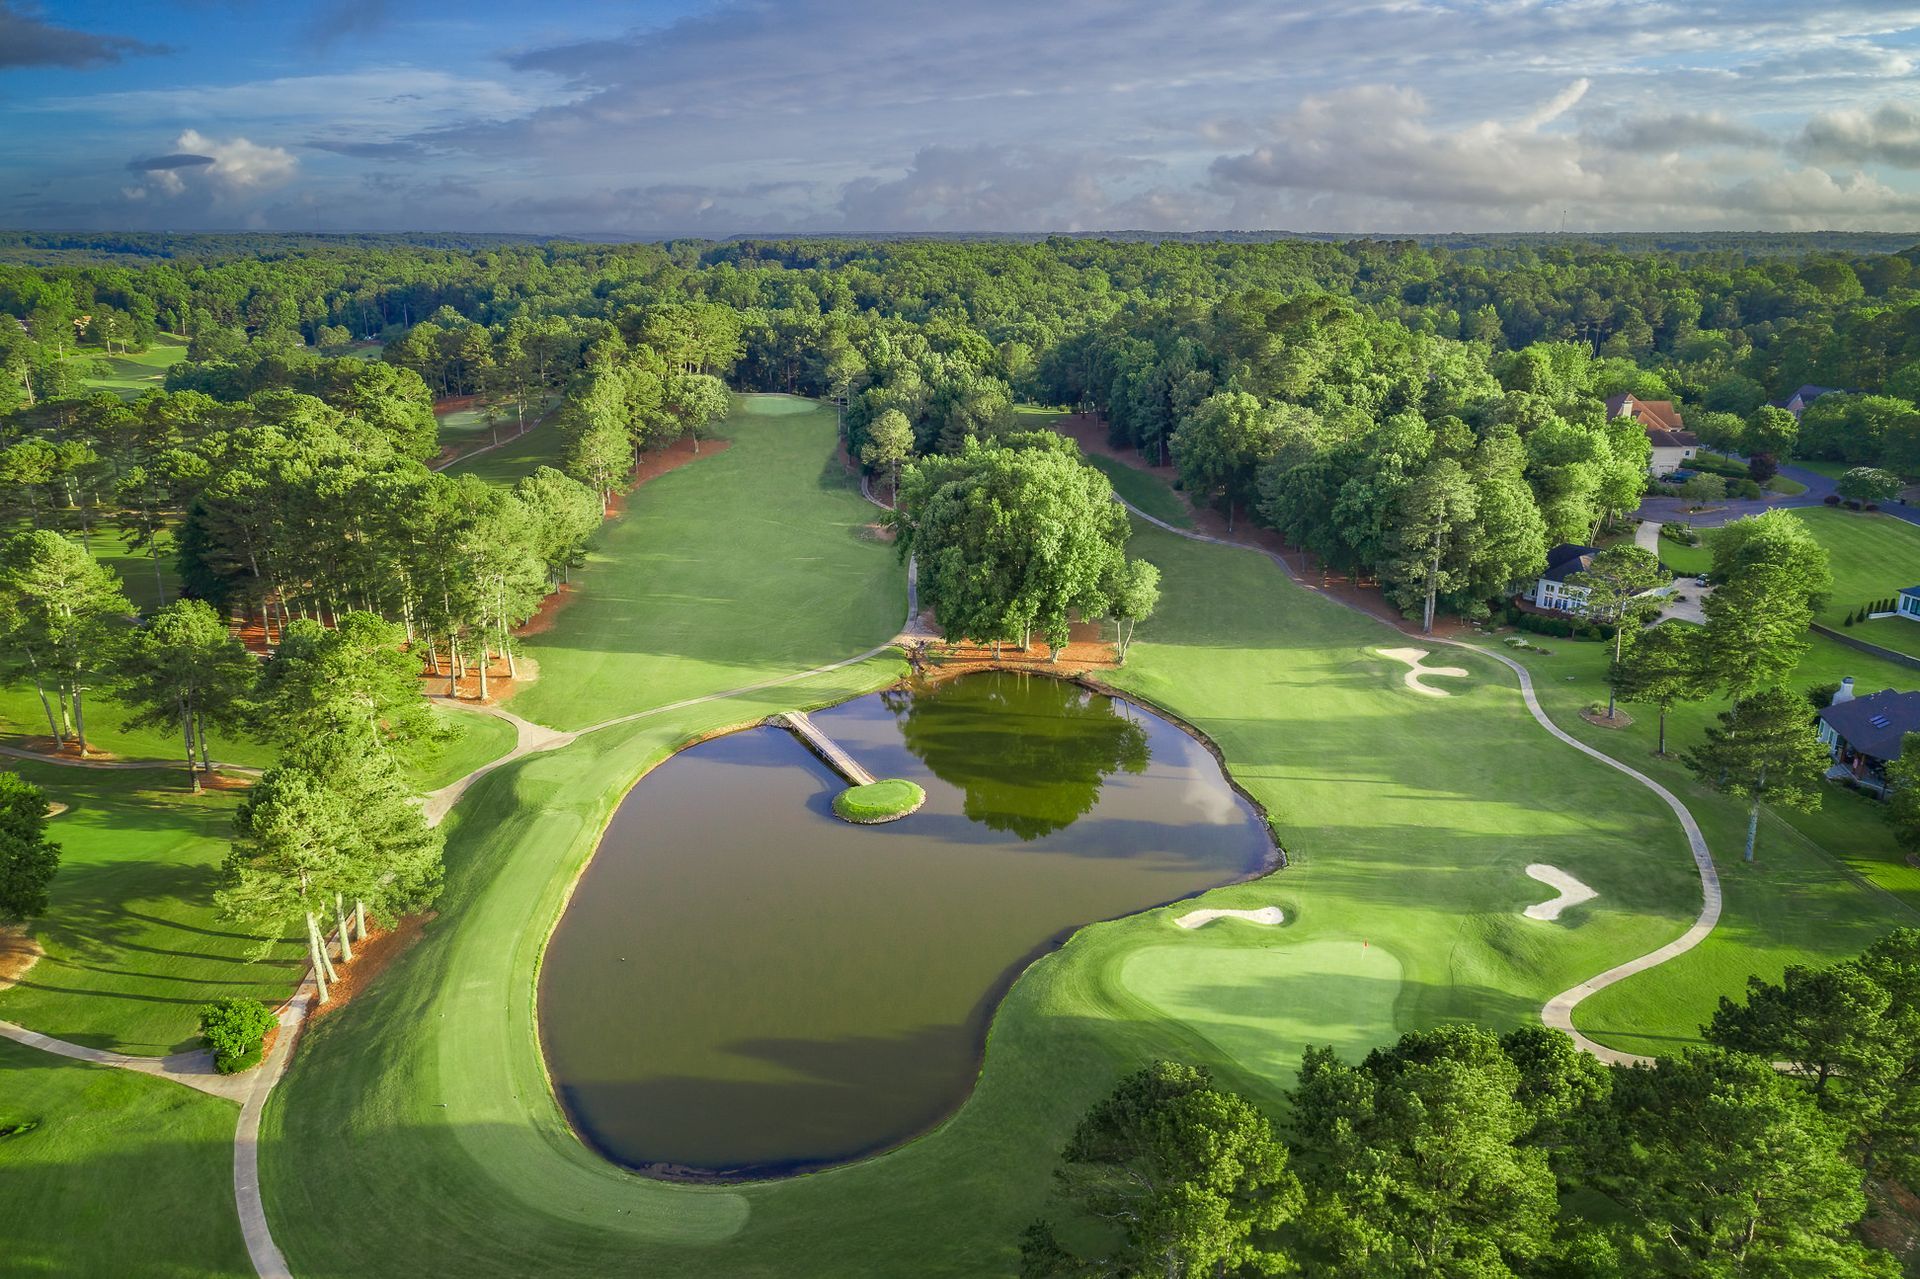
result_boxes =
[444,421,568,487]
[831,778,925,822]
[0,1039,253,1278]
[402,707,519,793]
[1493,628,1920,1057]
[257,482,1730,1275]
[1656,529,1713,576]
[506,394,905,730]
[1795,458,1852,480]
[0,760,303,1055]
[1766,474,1808,496]
[0,684,274,767]
[1082,452,1194,529]
[67,335,188,399]
[1780,507,1920,655]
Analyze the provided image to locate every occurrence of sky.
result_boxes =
[6,0,1920,236]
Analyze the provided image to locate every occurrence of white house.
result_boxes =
[1605,394,1699,477]
[1528,544,1598,612]
[1899,586,1920,622]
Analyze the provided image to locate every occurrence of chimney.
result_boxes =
[1833,678,1856,706]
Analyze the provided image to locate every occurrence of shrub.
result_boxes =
[1825,494,1842,505]
[1730,478,1763,499]
[1845,611,1856,626]
[199,997,276,1074]
[1660,524,1700,546]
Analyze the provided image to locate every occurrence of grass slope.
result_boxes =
[0,760,303,1054]
[1788,507,1920,656]
[507,395,905,730]
[0,1039,252,1278]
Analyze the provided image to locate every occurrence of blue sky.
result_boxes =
[7,0,1920,234]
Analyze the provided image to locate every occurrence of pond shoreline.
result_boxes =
[534,668,1286,1185]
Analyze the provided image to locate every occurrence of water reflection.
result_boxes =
[890,673,1150,840]
[538,673,1270,1179]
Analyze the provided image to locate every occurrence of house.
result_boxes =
[1528,543,1598,612]
[1817,679,1920,796]
[1604,394,1699,477]
[1767,385,1842,418]
[1901,587,1920,623]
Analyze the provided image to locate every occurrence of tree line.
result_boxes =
[1025,929,1920,1277]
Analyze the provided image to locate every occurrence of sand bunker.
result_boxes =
[1376,647,1469,697]
[1173,906,1285,929]
[1523,864,1597,921]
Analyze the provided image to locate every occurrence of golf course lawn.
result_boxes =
[1084,452,1193,528]
[505,395,906,730]
[1497,629,1920,1057]
[17,396,1916,1276]
[257,487,1719,1276]
[0,760,304,1055]
[0,1039,253,1279]
[67,335,189,399]
[445,418,568,487]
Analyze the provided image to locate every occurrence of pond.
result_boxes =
[537,671,1274,1180]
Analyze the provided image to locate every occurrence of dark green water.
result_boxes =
[538,672,1272,1179]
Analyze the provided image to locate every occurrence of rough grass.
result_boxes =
[831,778,925,822]
[1082,453,1193,528]
[0,760,303,1055]
[444,420,568,487]
[0,1039,253,1278]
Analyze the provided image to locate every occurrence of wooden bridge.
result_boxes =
[772,711,876,786]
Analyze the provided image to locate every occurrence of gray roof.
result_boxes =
[1901,586,1920,598]
[1819,688,1920,762]
[1540,543,1599,586]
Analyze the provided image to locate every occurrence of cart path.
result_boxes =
[1115,497,1718,1069]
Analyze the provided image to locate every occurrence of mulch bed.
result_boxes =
[917,621,1121,680]
[7,736,116,762]
[0,926,41,993]
[1579,708,1635,729]
[310,911,435,1019]
[433,393,485,416]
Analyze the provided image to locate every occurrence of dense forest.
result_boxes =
[3,231,1920,644]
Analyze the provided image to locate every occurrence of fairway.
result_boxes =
[1120,937,1405,1076]
[507,394,905,729]
[67,334,189,399]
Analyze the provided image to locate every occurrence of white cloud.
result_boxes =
[1798,101,1920,169]
[175,129,297,191]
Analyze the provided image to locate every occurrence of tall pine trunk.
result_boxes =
[334,894,354,963]
[305,912,332,1003]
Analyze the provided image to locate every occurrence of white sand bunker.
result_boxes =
[1174,906,1285,929]
[1523,864,1597,921]
[1377,647,1469,697]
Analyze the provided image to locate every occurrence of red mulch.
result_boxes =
[918,621,1120,679]
[7,736,116,762]
[516,581,577,638]
[631,433,732,486]
[1051,413,1472,639]
[414,655,529,706]
[310,911,434,1019]
[433,393,485,416]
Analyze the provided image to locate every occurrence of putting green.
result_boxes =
[1120,938,1405,1077]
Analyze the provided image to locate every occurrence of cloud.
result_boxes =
[1798,101,1920,169]
[127,152,216,172]
[0,1,166,70]
[124,131,298,201]
[1593,112,1774,154]
[306,138,431,163]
